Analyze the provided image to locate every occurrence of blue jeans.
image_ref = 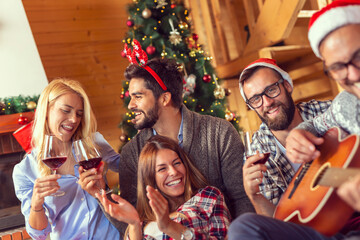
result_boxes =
[228,213,360,240]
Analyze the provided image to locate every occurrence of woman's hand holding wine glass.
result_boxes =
[41,135,68,197]
[74,138,109,197]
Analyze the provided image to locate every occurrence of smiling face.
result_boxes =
[47,92,83,142]
[243,68,295,131]
[128,78,160,130]
[155,148,186,201]
[320,24,360,99]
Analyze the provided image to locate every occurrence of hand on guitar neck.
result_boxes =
[285,129,324,164]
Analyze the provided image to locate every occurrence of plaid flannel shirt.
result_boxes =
[250,99,332,205]
[143,186,231,240]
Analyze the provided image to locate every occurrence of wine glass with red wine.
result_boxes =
[241,131,275,194]
[73,138,102,170]
[42,134,67,196]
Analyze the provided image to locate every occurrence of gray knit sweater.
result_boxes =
[298,91,360,136]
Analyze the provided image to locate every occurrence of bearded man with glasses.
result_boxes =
[238,58,332,216]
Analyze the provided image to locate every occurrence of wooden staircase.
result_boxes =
[184,0,337,131]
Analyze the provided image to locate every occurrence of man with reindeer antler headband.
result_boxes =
[109,39,254,235]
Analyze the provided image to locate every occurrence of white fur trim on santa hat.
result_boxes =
[308,5,360,58]
[238,62,293,103]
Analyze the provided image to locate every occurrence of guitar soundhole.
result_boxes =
[312,164,330,189]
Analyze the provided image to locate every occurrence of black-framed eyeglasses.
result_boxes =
[246,79,284,109]
[324,48,360,81]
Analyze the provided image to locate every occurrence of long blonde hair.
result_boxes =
[136,135,208,223]
[32,78,97,176]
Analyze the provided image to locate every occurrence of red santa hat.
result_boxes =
[238,58,293,102]
[308,0,360,58]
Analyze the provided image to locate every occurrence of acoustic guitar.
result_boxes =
[273,127,360,236]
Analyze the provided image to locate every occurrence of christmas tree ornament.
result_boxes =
[171,3,176,8]
[202,74,211,83]
[225,111,235,121]
[212,74,225,99]
[18,115,29,125]
[146,45,156,55]
[26,101,37,110]
[126,19,134,27]
[189,50,196,57]
[156,0,168,9]
[214,86,225,99]
[225,88,232,96]
[192,33,199,41]
[119,133,128,142]
[168,19,182,45]
[183,74,196,97]
[125,90,130,98]
[177,63,184,72]
[120,94,125,99]
[142,8,152,19]
[161,49,168,58]
[178,21,188,30]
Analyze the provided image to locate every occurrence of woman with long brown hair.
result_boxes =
[97,135,231,239]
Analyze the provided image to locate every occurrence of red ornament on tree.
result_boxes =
[125,90,130,98]
[171,4,176,8]
[192,33,199,41]
[202,74,211,83]
[18,115,29,125]
[146,45,156,55]
[126,19,134,27]
[120,94,125,99]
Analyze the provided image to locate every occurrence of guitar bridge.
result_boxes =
[288,162,311,199]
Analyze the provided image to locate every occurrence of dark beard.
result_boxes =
[134,102,159,130]
[256,91,296,131]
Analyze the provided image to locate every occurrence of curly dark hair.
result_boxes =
[124,58,183,108]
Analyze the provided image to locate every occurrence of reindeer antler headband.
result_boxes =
[124,39,167,91]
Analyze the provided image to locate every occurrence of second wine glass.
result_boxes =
[73,138,102,170]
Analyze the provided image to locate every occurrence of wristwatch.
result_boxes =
[181,228,194,240]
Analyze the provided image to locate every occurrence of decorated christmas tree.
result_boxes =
[119,0,240,144]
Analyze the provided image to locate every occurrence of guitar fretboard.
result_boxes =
[318,167,360,187]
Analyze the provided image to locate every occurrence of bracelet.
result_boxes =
[31,206,44,212]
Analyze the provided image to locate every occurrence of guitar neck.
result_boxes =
[318,167,360,187]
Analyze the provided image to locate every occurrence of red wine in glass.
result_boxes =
[43,156,67,170]
[254,152,270,165]
[43,135,67,196]
[79,157,102,170]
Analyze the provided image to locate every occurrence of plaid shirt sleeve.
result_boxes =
[176,186,231,239]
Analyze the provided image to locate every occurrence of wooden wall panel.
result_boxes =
[22,0,131,150]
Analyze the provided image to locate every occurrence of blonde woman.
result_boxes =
[12,79,120,240]
[97,135,231,239]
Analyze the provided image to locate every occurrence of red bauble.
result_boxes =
[125,90,130,97]
[126,19,134,27]
[18,116,29,125]
[202,74,211,83]
[121,50,127,58]
[171,4,176,8]
[192,33,199,41]
[120,94,125,99]
[146,45,156,55]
